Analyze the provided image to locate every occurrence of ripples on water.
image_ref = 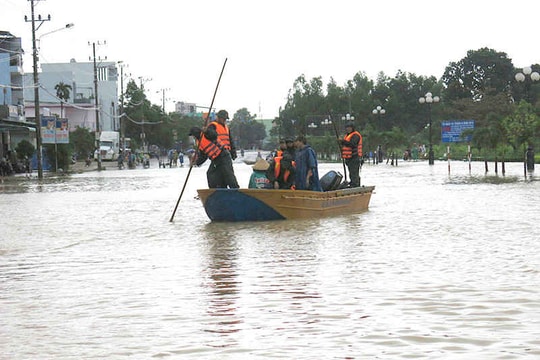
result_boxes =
[1,160,540,359]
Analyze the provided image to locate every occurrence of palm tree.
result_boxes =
[54,82,72,118]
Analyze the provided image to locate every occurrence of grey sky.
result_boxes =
[2,0,538,118]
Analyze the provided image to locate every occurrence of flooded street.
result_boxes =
[1,159,540,359]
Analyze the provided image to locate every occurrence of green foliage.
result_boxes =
[44,143,73,171]
[70,126,95,158]
[229,108,266,149]
[54,82,72,102]
[14,139,35,159]
[55,82,72,118]
[277,48,539,159]
[442,48,514,102]
[502,101,540,150]
[161,113,203,151]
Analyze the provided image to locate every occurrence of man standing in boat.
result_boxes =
[206,110,237,161]
[294,135,322,191]
[189,125,239,189]
[285,137,296,159]
[340,122,363,188]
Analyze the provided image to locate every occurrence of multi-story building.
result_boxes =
[23,59,120,132]
[175,101,198,115]
[0,31,34,159]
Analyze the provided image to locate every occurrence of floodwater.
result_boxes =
[1,158,539,359]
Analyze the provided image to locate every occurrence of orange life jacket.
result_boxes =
[209,121,231,150]
[341,131,363,159]
[274,156,295,186]
[197,135,222,160]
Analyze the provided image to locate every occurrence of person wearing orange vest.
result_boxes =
[269,138,287,160]
[340,121,363,188]
[266,152,296,189]
[189,126,239,189]
[205,109,237,160]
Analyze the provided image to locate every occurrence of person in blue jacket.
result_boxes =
[293,135,322,191]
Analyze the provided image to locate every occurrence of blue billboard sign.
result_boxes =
[441,120,475,143]
[41,116,69,144]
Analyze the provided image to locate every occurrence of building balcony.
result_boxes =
[10,64,23,75]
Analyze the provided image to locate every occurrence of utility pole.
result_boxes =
[117,61,129,153]
[138,77,151,153]
[157,88,170,113]
[161,88,166,112]
[25,0,50,180]
[90,40,106,171]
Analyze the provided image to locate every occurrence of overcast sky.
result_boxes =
[2,0,539,118]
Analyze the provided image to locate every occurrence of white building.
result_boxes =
[175,101,197,115]
[23,59,120,132]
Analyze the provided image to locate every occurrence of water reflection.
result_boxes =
[201,224,242,346]
[446,174,523,185]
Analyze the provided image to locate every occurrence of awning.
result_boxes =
[0,120,36,132]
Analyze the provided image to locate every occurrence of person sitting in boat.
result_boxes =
[266,151,296,189]
[248,158,272,189]
[189,127,239,189]
[268,138,287,161]
[284,137,296,159]
[293,135,322,191]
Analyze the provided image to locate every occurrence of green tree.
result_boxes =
[122,79,164,150]
[502,101,540,151]
[70,126,95,159]
[14,139,35,159]
[229,108,266,149]
[54,81,72,118]
[442,48,514,102]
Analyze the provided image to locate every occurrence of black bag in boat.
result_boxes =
[319,170,343,191]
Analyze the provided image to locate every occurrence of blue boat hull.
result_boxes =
[197,186,375,222]
[203,189,285,221]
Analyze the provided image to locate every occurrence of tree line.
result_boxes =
[275,47,539,161]
[62,47,539,170]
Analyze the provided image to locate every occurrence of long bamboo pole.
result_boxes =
[169,58,228,222]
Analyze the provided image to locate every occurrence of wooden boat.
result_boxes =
[197,186,375,222]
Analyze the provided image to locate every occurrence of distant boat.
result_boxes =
[242,156,258,165]
[197,186,375,222]
[242,151,269,165]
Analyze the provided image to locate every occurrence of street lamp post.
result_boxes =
[419,92,440,165]
[307,122,318,136]
[515,66,539,174]
[321,118,332,129]
[37,23,74,48]
[515,66,540,103]
[372,105,385,130]
[341,113,355,127]
[321,118,333,160]
[157,88,170,113]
